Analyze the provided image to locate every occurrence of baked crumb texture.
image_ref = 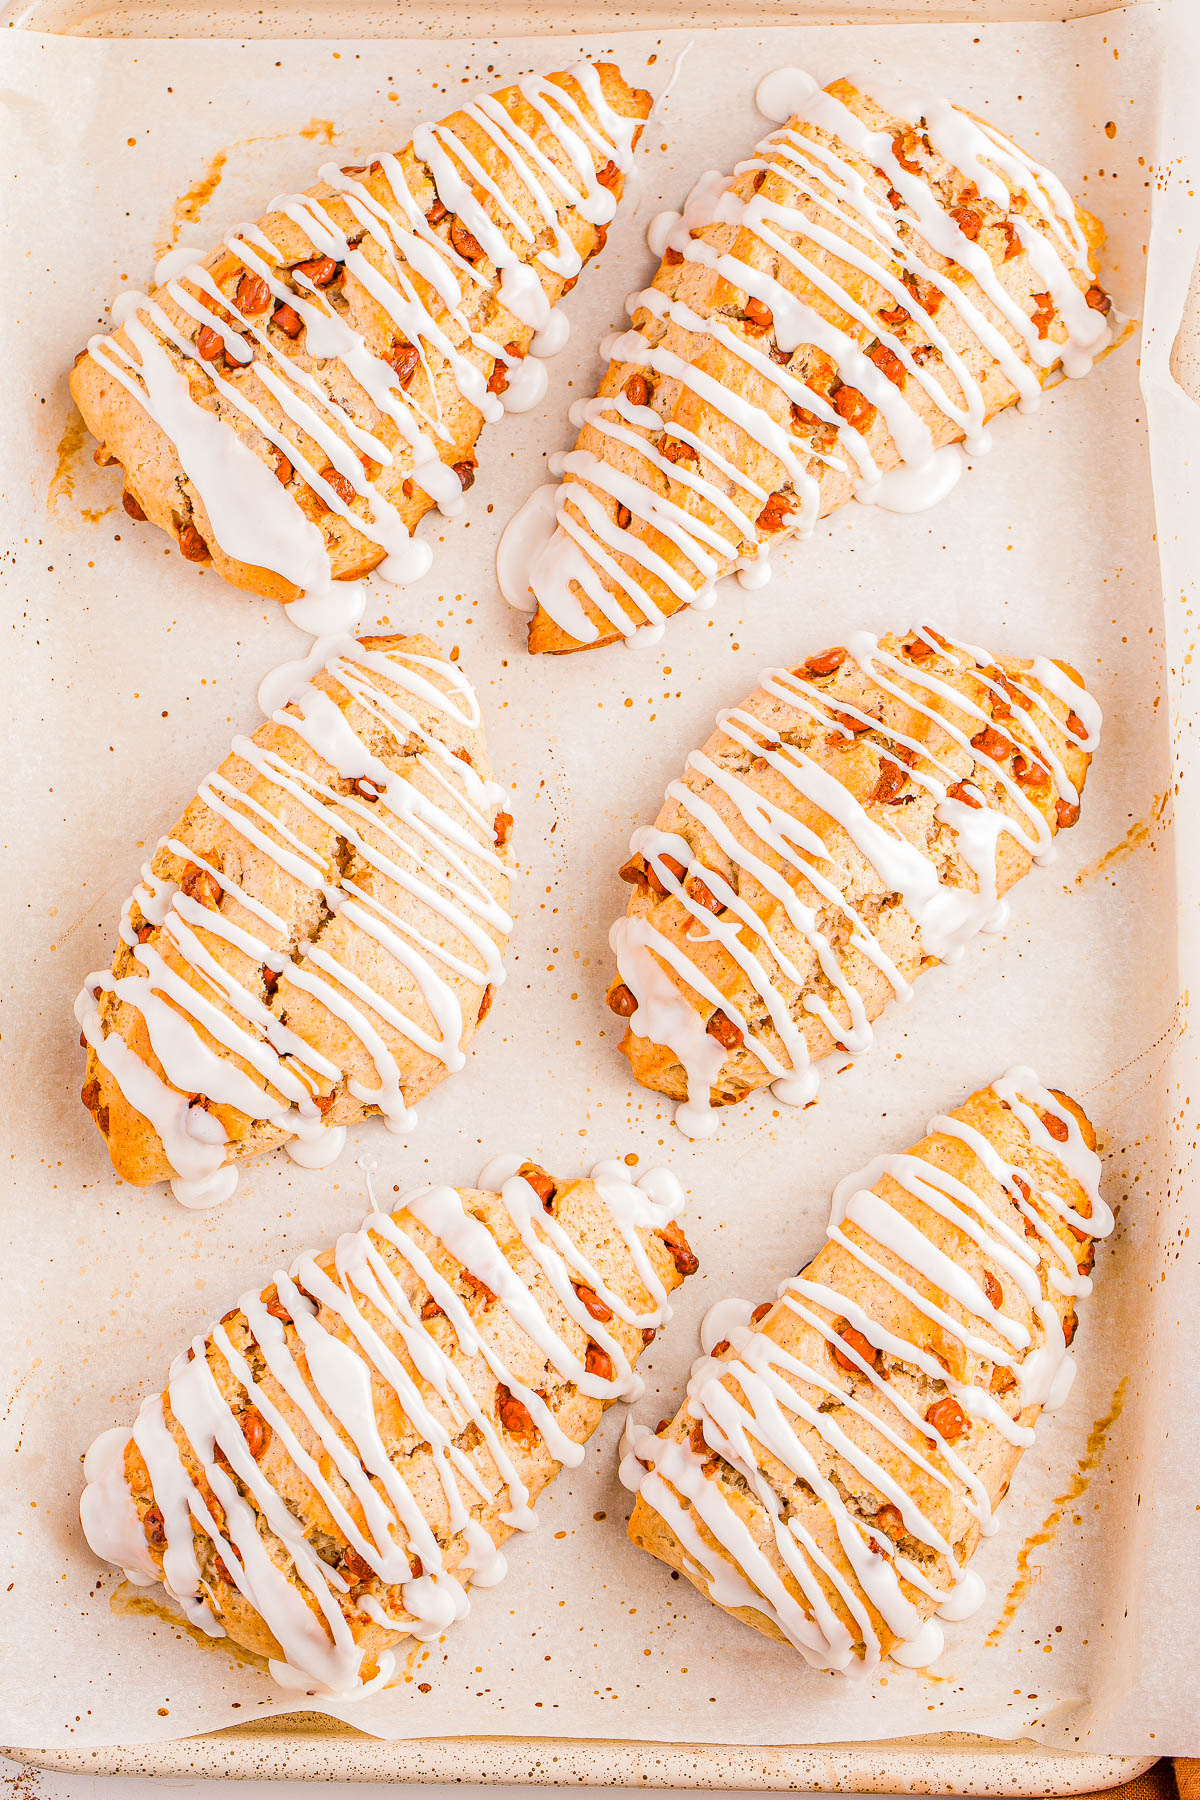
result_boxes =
[622,1073,1111,1672]
[80,1162,697,1694]
[77,634,514,1206]
[526,75,1115,653]
[606,627,1098,1136]
[71,64,651,604]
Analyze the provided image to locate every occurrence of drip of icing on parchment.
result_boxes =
[81,1159,684,1696]
[754,68,820,126]
[620,1071,1111,1671]
[76,642,513,1206]
[609,626,1100,1139]
[85,66,638,632]
[496,483,561,613]
[514,70,1111,644]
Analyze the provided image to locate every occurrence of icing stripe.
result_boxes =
[77,641,512,1206]
[81,1162,686,1695]
[609,626,1098,1138]
[620,1073,1111,1670]
[520,72,1111,648]
[81,66,640,628]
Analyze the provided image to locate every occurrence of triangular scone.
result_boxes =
[606,627,1098,1136]
[77,634,512,1206]
[523,76,1117,654]
[622,1073,1111,1672]
[71,64,651,610]
[81,1159,697,1695]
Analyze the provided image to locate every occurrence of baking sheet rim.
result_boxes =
[1,1726,1161,1789]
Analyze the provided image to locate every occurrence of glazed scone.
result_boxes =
[76,634,512,1206]
[518,73,1118,653]
[70,63,651,621]
[81,1157,698,1695]
[606,626,1099,1136]
[621,1071,1111,1671]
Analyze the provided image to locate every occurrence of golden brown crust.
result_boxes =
[71,65,651,602]
[607,630,1093,1114]
[626,1080,1103,1664]
[105,1171,695,1677]
[528,77,1113,655]
[79,633,511,1186]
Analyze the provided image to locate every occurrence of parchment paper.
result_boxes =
[2,0,1198,1756]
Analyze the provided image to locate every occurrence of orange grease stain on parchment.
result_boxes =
[985,1376,1127,1648]
[111,1581,263,1672]
[394,1637,435,1688]
[159,118,339,253]
[1074,794,1167,886]
[46,408,88,510]
[167,147,229,243]
[47,408,115,521]
[112,1577,434,1689]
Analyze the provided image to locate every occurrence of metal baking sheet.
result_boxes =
[9,1719,1161,1790]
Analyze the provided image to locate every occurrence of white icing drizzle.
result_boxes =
[285,1124,348,1171]
[755,67,820,127]
[519,70,1110,645]
[530,306,572,358]
[80,1160,684,1696]
[700,1296,756,1354]
[621,1071,1111,1671]
[76,641,512,1206]
[85,65,637,624]
[936,1566,986,1622]
[611,626,1099,1138]
[496,482,561,614]
[152,244,214,286]
[654,41,695,116]
[856,443,965,514]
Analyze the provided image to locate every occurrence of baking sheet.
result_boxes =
[3,1723,1163,1790]
[1,0,1198,1760]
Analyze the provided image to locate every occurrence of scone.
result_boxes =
[81,1157,698,1695]
[606,626,1099,1136]
[518,74,1117,653]
[70,63,651,618]
[76,634,512,1206]
[621,1071,1111,1671]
